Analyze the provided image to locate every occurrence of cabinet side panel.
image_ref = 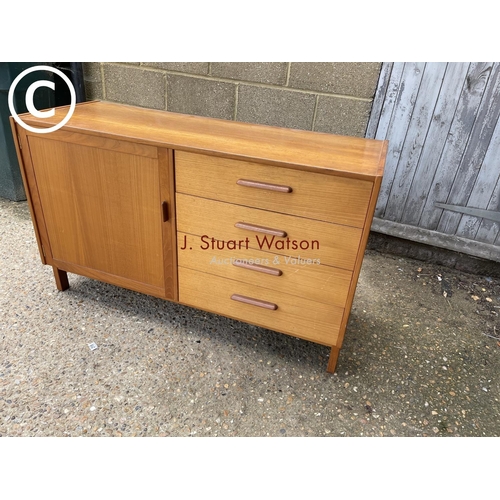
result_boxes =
[27,136,165,291]
[336,176,383,349]
[9,120,49,264]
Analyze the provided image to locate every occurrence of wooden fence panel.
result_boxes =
[383,63,447,221]
[367,62,500,262]
[437,63,500,235]
[373,62,425,217]
[455,95,500,243]
[399,63,470,226]
[418,62,493,230]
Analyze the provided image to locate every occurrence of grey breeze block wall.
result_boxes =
[82,62,382,137]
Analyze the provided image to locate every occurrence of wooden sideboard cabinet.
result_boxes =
[10,101,387,373]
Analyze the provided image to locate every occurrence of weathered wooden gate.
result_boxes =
[367,62,500,263]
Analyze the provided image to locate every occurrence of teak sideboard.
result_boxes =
[10,101,387,373]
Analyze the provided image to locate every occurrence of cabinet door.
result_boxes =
[26,133,175,300]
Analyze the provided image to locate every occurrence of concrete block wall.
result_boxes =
[83,62,381,137]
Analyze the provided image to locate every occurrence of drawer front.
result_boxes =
[177,232,351,307]
[178,267,342,346]
[176,193,362,270]
[175,151,373,228]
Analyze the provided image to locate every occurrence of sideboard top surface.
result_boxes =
[18,101,387,180]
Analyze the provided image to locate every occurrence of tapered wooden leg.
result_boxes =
[326,346,340,373]
[53,267,69,291]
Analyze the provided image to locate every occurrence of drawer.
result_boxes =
[177,232,352,307]
[176,193,363,270]
[178,267,342,346]
[175,151,373,228]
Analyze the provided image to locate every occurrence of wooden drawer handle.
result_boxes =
[231,294,278,310]
[237,179,292,193]
[234,222,287,238]
[232,259,282,276]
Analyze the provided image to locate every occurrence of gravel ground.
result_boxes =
[1,197,499,437]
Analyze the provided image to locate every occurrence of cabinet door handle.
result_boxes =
[231,294,278,310]
[162,201,169,222]
[234,222,287,238]
[232,259,282,276]
[237,179,292,193]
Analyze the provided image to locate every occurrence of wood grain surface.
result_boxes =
[176,193,363,270]
[19,101,387,180]
[27,135,169,296]
[178,267,342,346]
[177,232,352,307]
[175,151,373,228]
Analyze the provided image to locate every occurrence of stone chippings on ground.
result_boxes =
[1,198,499,437]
